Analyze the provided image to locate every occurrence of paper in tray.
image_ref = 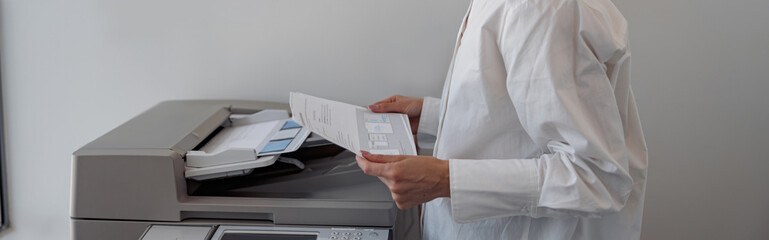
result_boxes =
[185,110,310,180]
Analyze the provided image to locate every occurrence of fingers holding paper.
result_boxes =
[355,151,451,210]
[368,95,423,134]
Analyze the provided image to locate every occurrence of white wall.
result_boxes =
[0,0,767,239]
[612,0,769,239]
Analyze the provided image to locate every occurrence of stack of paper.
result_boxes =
[289,92,417,156]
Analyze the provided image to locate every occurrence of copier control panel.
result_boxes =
[211,225,390,240]
[141,224,390,240]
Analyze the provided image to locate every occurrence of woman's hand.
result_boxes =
[368,95,423,134]
[356,151,450,210]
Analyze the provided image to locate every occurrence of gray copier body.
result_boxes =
[71,100,416,240]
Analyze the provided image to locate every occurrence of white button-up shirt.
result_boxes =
[417,0,648,239]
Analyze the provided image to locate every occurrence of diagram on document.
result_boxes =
[289,92,417,155]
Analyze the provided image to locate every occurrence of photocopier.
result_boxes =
[70,100,420,240]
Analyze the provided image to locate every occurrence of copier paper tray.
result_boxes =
[187,145,385,200]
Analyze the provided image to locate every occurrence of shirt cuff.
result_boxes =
[449,158,540,223]
[417,97,441,136]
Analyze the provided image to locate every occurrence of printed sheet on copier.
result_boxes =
[289,92,417,156]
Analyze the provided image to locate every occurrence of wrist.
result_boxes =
[439,159,451,198]
[417,98,424,112]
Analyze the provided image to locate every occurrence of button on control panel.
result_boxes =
[326,228,387,240]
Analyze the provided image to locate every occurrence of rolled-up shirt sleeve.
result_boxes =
[449,0,633,222]
[418,97,441,136]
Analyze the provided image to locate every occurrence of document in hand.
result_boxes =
[289,92,417,156]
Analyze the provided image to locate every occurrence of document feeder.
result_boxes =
[185,110,311,180]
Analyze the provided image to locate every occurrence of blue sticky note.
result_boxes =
[282,120,302,129]
[260,139,293,153]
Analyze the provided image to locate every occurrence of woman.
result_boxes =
[355,0,648,239]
